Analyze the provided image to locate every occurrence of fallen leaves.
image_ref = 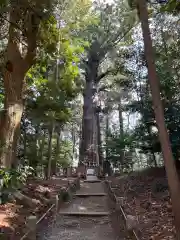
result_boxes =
[110,167,175,239]
[0,177,77,240]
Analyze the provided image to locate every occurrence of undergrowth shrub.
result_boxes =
[0,166,33,204]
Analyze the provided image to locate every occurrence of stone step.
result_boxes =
[75,193,107,197]
[59,211,110,216]
[83,180,101,183]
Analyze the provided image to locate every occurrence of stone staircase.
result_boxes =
[59,180,110,216]
[37,179,117,240]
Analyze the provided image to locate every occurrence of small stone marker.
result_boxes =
[126,215,138,231]
[26,215,37,239]
[116,197,124,209]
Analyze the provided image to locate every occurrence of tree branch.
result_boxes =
[96,68,118,83]
[96,71,110,83]
[24,13,40,70]
[98,84,112,92]
[100,21,139,55]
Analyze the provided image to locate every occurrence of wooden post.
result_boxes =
[0,178,3,205]
[55,194,59,212]
[67,167,72,177]
[26,215,37,240]
[76,177,80,190]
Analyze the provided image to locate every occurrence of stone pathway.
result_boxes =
[37,180,118,240]
[78,182,105,194]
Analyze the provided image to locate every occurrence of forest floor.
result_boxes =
[0,168,176,240]
[109,167,175,240]
[0,177,77,240]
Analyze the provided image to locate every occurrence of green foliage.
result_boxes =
[9,0,97,178]
[56,140,73,168]
[0,166,33,189]
[106,131,135,172]
[160,0,180,14]
[125,12,180,165]
[0,166,33,204]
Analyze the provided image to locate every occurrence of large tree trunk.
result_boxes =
[146,126,158,167]
[33,125,40,174]
[23,124,27,163]
[71,123,76,163]
[118,97,125,167]
[0,5,39,169]
[38,131,46,176]
[52,126,61,175]
[20,114,27,165]
[38,132,46,161]
[0,99,24,168]
[11,124,21,169]
[78,124,82,166]
[118,98,124,137]
[151,151,157,167]
[80,80,94,165]
[79,55,99,166]
[105,114,110,161]
[138,0,180,236]
[0,39,25,168]
[46,122,55,179]
[96,111,103,166]
[92,108,99,166]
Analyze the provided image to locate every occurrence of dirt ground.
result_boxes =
[0,177,77,240]
[109,167,175,240]
[37,215,116,240]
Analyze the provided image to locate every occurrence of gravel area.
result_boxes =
[62,196,108,213]
[78,182,105,194]
[37,216,116,240]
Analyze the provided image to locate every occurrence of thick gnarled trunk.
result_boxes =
[92,108,99,166]
[0,68,25,168]
[0,3,39,169]
[96,111,103,166]
[0,101,23,168]
[105,114,110,161]
[80,80,94,165]
[118,97,124,166]
[46,122,55,179]
[118,98,124,137]
[11,123,21,169]
[79,55,100,166]
[52,127,61,175]
[71,124,76,162]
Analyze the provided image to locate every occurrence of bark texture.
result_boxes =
[80,56,99,166]
[96,111,103,166]
[118,97,124,167]
[0,3,39,168]
[47,122,55,179]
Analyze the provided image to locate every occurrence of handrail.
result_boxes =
[105,180,140,240]
[18,177,80,240]
[20,204,55,240]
